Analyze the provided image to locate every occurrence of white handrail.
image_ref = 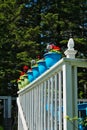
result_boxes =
[17,58,87,130]
[17,97,28,130]
[17,38,87,130]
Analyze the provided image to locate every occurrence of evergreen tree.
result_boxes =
[0,0,86,96]
[40,0,87,99]
[0,0,41,95]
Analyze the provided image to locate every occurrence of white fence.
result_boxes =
[17,38,87,130]
[17,57,87,130]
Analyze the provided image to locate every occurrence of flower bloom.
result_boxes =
[23,65,29,72]
[51,44,61,51]
[20,71,25,76]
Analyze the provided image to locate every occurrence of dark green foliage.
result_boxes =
[0,0,41,95]
[0,0,87,96]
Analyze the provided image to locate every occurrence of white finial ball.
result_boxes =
[68,38,74,50]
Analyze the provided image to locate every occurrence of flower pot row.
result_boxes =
[27,60,47,82]
[27,52,62,82]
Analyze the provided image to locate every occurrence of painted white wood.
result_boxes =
[34,88,36,130]
[54,74,58,130]
[17,57,87,130]
[72,66,78,129]
[28,92,30,129]
[63,63,73,130]
[38,85,41,130]
[41,83,44,130]
[31,90,34,130]
[50,77,53,130]
[63,63,78,130]
[17,97,28,130]
[64,38,77,59]
[35,87,38,130]
[48,79,50,130]
[44,81,46,130]
[30,91,32,130]
[59,71,62,130]
[27,92,29,128]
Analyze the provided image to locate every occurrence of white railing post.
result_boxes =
[54,74,58,130]
[50,77,53,130]
[41,83,44,130]
[63,38,78,130]
[44,81,46,130]
[59,72,63,130]
[63,63,77,130]
[47,79,50,130]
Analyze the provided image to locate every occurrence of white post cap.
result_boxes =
[64,38,77,58]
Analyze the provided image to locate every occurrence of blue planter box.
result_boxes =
[44,52,62,68]
[37,60,47,74]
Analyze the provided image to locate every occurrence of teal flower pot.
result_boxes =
[32,66,40,80]
[27,71,34,82]
[44,52,62,68]
[37,60,47,74]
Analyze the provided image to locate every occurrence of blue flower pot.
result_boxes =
[32,66,40,80]
[37,60,47,74]
[44,52,62,68]
[27,71,34,82]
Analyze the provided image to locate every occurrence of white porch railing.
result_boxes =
[17,57,87,130]
[17,39,87,130]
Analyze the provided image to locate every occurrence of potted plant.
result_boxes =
[37,59,47,74]
[44,44,62,68]
[22,74,29,86]
[20,75,25,87]
[17,65,29,89]
[27,69,34,82]
[31,64,40,80]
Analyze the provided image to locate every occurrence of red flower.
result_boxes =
[37,55,40,60]
[23,65,29,72]
[47,44,61,51]
[51,44,61,50]
[20,71,25,76]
